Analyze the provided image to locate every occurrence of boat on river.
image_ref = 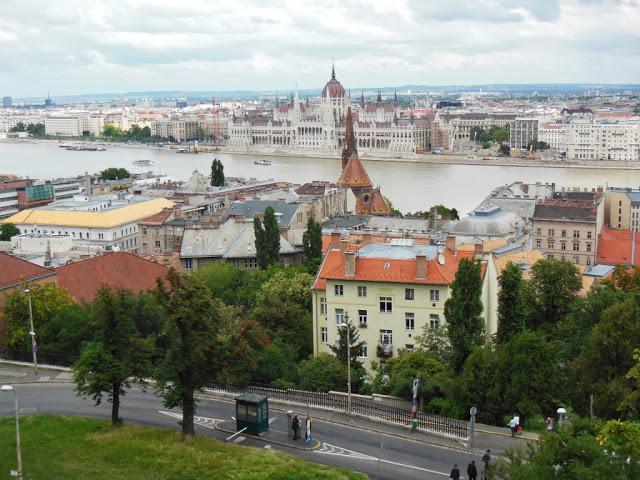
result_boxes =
[254,159,272,166]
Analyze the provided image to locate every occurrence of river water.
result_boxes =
[2,140,640,214]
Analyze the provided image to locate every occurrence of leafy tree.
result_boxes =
[100,167,131,180]
[156,271,219,438]
[597,419,640,477]
[302,216,323,267]
[0,223,20,241]
[210,158,225,187]
[528,140,550,151]
[329,316,366,392]
[73,287,155,425]
[525,259,581,331]
[496,262,525,344]
[44,303,92,360]
[253,217,268,269]
[252,340,300,385]
[415,324,452,364]
[456,346,499,424]
[9,122,26,133]
[298,353,346,392]
[444,258,485,372]
[621,349,640,419]
[570,296,640,419]
[606,264,640,292]
[194,262,268,308]
[263,207,281,266]
[102,124,124,138]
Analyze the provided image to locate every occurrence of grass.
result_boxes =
[0,415,366,480]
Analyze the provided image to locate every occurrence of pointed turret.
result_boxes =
[341,107,357,169]
[377,90,382,103]
[360,91,365,107]
[331,63,336,80]
[394,91,398,103]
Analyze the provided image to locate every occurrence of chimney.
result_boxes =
[362,231,372,246]
[416,254,427,279]
[474,242,483,257]
[344,250,356,276]
[331,231,341,250]
[340,239,349,252]
[445,235,456,255]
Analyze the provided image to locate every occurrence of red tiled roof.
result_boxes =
[597,227,640,266]
[339,153,373,188]
[55,251,168,302]
[313,247,479,289]
[0,252,56,290]
[370,189,390,214]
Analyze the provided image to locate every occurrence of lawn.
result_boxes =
[0,415,365,480]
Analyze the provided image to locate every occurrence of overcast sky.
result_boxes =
[1,0,639,98]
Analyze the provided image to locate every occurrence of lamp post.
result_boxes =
[23,289,38,377]
[1,385,23,479]
[339,313,351,415]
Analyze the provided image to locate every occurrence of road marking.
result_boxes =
[157,410,225,430]
[268,416,278,424]
[233,436,246,444]
[315,442,454,477]
[19,408,37,414]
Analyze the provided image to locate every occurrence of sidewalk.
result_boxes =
[214,420,321,451]
[0,364,72,385]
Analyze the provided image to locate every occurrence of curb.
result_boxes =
[476,428,540,443]
[214,422,321,452]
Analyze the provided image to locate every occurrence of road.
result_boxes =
[0,383,483,480]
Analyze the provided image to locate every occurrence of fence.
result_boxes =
[206,382,469,440]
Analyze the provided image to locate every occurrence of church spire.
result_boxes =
[341,106,357,169]
[360,90,365,107]
[377,90,382,103]
[275,90,279,106]
[331,63,336,80]
[394,91,398,103]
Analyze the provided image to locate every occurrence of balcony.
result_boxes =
[377,343,393,357]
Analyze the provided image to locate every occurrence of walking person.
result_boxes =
[292,414,300,441]
[508,415,517,437]
[467,460,478,480]
[514,413,522,435]
[481,449,491,480]
[449,464,460,480]
[546,416,553,432]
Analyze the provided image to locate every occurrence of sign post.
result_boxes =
[469,406,477,449]
[411,378,419,432]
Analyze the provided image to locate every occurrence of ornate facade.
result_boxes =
[228,67,430,155]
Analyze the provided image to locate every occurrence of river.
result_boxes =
[2,140,640,214]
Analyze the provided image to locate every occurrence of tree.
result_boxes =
[496,262,525,344]
[415,324,452,364]
[0,223,20,241]
[102,124,124,138]
[525,259,582,331]
[621,349,640,419]
[253,216,268,269]
[456,346,499,424]
[263,207,281,266]
[210,158,225,187]
[302,216,322,267]
[298,354,346,392]
[100,167,131,180]
[329,316,366,392]
[444,258,485,372]
[9,122,26,132]
[73,287,154,425]
[156,271,219,438]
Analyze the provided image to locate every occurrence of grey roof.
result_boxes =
[493,242,525,255]
[450,205,520,236]
[358,242,439,260]
[366,216,430,233]
[583,264,615,278]
[533,204,597,222]
[222,200,299,227]
[180,220,296,259]
[479,197,536,219]
[322,215,368,230]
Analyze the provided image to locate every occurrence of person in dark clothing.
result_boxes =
[467,460,478,480]
[292,415,300,440]
[450,464,460,480]
[481,449,492,479]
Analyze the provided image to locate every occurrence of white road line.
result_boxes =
[157,410,225,430]
[233,436,246,444]
[315,442,456,478]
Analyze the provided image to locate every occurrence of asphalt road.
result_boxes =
[0,383,485,480]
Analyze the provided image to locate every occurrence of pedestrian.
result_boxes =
[481,450,491,480]
[467,460,478,480]
[514,413,521,435]
[508,415,517,437]
[546,416,553,432]
[292,414,300,440]
[450,464,460,480]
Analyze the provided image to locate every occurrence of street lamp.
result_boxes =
[1,385,23,479]
[23,289,38,377]
[339,313,351,415]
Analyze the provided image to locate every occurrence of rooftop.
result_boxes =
[533,203,597,222]
[222,200,299,227]
[0,251,56,290]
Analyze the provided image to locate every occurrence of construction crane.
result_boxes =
[211,97,221,146]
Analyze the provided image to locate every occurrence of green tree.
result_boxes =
[210,158,225,187]
[102,124,124,138]
[100,167,131,180]
[496,262,525,344]
[298,353,346,392]
[9,122,26,132]
[621,349,640,419]
[73,287,155,425]
[456,346,499,424]
[302,216,323,267]
[263,207,281,266]
[415,324,451,365]
[156,271,219,438]
[329,316,366,392]
[0,223,20,241]
[444,258,485,372]
[253,216,268,269]
[525,259,581,331]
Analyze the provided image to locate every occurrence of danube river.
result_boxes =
[2,140,640,214]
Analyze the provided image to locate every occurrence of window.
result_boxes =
[536,228,541,235]
[357,286,367,297]
[358,309,367,327]
[379,329,393,345]
[155,240,161,248]
[405,288,414,300]
[405,344,415,351]
[561,230,566,237]
[586,243,592,252]
[587,231,592,239]
[586,257,591,266]
[334,284,343,296]
[573,230,580,239]
[429,314,440,329]
[184,258,193,269]
[536,240,541,249]
[335,308,344,325]
[320,297,327,315]
[359,341,368,358]
[548,229,555,236]
[405,313,415,331]
[561,242,566,251]
[573,243,580,251]
[321,327,328,344]
[574,256,580,264]
[548,240,555,249]
[379,297,392,313]
[619,200,623,207]
[430,289,440,302]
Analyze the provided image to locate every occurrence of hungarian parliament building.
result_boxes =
[227,67,431,155]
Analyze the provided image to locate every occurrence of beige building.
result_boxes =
[312,234,489,371]
[532,191,604,266]
[604,187,640,231]
[566,123,640,161]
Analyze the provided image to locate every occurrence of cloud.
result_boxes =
[0,0,638,97]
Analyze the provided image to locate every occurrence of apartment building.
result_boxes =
[0,190,19,219]
[312,234,488,371]
[532,190,604,266]
[44,117,81,136]
[510,118,538,150]
[566,123,640,161]
[538,124,567,152]
[605,187,640,230]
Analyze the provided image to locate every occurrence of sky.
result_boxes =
[1,0,639,98]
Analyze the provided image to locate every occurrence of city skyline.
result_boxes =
[1,0,640,98]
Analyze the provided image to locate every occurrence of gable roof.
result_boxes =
[597,227,640,266]
[0,252,56,290]
[222,200,299,227]
[55,251,168,302]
